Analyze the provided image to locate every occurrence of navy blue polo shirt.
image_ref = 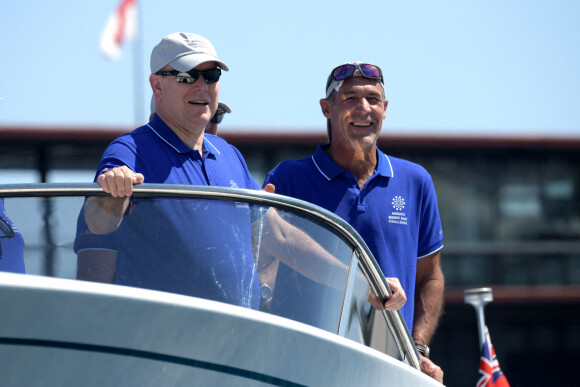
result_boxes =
[75,115,260,309]
[264,144,443,329]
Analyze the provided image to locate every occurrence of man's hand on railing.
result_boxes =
[367,277,406,310]
[97,166,144,197]
[84,166,145,234]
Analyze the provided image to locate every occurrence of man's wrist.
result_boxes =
[414,343,430,358]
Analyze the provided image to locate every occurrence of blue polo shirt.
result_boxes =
[263,144,443,329]
[75,115,260,309]
[0,198,25,273]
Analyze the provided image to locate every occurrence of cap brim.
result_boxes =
[170,53,229,72]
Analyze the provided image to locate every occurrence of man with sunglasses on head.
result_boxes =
[263,62,445,383]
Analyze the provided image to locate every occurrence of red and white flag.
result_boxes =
[477,326,510,387]
[99,0,138,60]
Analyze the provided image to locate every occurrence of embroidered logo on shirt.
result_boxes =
[230,180,239,188]
[392,196,405,211]
[389,196,408,226]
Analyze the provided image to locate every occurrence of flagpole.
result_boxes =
[467,287,511,386]
[464,287,493,348]
[132,0,144,126]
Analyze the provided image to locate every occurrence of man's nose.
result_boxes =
[356,98,372,113]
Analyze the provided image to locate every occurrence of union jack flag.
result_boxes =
[477,326,510,387]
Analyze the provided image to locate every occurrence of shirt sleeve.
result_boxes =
[417,174,444,258]
[262,165,288,195]
[73,202,119,253]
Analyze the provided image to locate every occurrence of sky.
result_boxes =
[1,0,579,138]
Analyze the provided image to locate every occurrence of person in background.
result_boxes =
[204,101,230,135]
[263,62,445,383]
[149,96,231,135]
[0,198,25,273]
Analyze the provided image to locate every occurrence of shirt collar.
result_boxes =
[147,114,219,157]
[377,147,394,177]
[312,143,394,181]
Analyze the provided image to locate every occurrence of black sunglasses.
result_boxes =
[210,108,226,124]
[0,215,15,260]
[155,68,222,85]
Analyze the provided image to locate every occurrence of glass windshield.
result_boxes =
[0,184,418,368]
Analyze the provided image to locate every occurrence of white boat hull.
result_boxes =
[0,273,438,386]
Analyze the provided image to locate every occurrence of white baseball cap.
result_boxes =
[150,32,229,73]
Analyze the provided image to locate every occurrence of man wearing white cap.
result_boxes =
[74,32,263,308]
[86,31,253,198]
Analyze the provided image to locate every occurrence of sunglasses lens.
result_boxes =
[175,69,221,85]
[333,65,355,81]
[359,64,381,78]
[176,73,196,84]
[203,69,222,84]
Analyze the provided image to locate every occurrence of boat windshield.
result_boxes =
[0,183,419,369]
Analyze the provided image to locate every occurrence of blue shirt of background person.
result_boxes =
[0,198,26,273]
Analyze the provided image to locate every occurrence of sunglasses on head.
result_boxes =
[331,63,383,83]
[210,107,226,124]
[155,68,222,85]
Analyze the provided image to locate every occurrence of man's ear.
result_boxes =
[150,74,162,96]
[383,99,389,119]
[320,98,332,119]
